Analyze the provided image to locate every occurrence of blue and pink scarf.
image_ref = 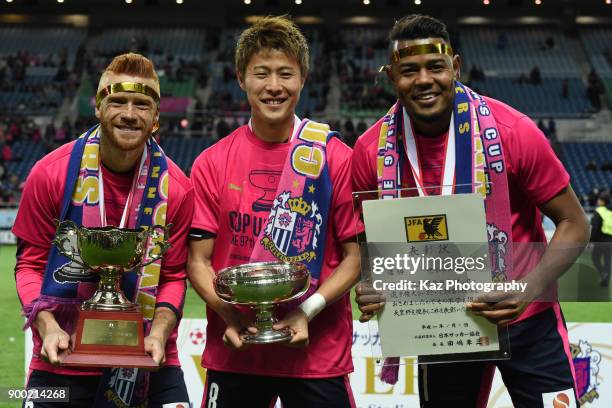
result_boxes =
[250,119,335,297]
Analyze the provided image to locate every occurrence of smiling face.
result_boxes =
[238,48,304,129]
[388,38,460,127]
[95,72,159,152]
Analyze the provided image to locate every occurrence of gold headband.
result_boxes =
[390,43,454,63]
[96,81,160,108]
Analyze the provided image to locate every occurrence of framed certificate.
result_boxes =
[354,187,510,364]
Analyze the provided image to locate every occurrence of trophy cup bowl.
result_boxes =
[78,226,147,270]
[214,261,310,344]
[52,220,171,368]
[77,226,149,311]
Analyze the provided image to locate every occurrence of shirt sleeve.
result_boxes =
[190,151,220,234]
[156,183,194,318]
[12,161,61,248]
[507,116,570,206]
[14,239,48,307]
[351,132,378,194]
[329,140,364,242]
[12,161,62,309]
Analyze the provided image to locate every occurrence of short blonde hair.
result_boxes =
[235,15,309,78]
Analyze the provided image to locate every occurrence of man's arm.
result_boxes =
[187,237,256,350]
[14,164,71,366]
[470,186,590,325]
[145,306,177,365]
[273,240,361,347]
[34,310,71,365]
[16,242,72,365]
[145,182,194,364]
[315,240,361,304]
[351,132,389,322]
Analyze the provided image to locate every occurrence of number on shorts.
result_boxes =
[207,382,219,408]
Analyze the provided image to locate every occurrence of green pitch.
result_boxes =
[1,245,610,407]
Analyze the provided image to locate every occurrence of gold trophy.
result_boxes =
[53,220,170,368]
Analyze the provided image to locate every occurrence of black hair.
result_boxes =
[388,14,451,45]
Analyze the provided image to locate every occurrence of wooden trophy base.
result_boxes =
[61,309,158,370]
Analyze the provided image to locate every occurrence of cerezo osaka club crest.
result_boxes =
[261,191,323,263]
[571,340,602,406]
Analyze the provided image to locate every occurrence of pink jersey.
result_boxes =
[13,140,194,375]
[191,124,361,378]
[352,97,570,321]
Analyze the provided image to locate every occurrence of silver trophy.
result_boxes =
[214,261,310,344]
[53,220,171,311]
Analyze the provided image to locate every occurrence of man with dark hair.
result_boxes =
[188,16,361,407]
[591,193,612,287]
[352,14,589,408]
[14,53,193,407]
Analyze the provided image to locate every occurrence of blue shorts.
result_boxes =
[418,304,579,408]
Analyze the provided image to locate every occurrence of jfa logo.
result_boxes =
[404,215,449,242]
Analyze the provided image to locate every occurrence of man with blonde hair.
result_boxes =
[14,53,193,407]
[188,16,361,407]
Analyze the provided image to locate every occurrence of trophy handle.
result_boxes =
[138,224,172,267]
[52,220,87,268]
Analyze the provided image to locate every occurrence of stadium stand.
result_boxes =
[460,27,594,117]
[160,136,213,176]
[579,27,612,108]
[0,27,86,116]
[78,27,207,117]
[469,77,593,117]
[338,27,396,118]
[563,142,612,199]
[0,21,610,208]
[460,27,581,76]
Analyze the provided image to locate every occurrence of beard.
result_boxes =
[99,117,152,152]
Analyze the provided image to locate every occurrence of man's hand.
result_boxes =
[189,238,256,350]
[467,278,539,326]
[34,311,71,365]
[274,309,309,348]
[221,307,257,350]
[144,334,166,365]
[146,307,179,366]
[355,282,386,322]
[40,327,71,365]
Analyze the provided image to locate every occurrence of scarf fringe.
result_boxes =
[22,295,81,334]
[380,357,400,384]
